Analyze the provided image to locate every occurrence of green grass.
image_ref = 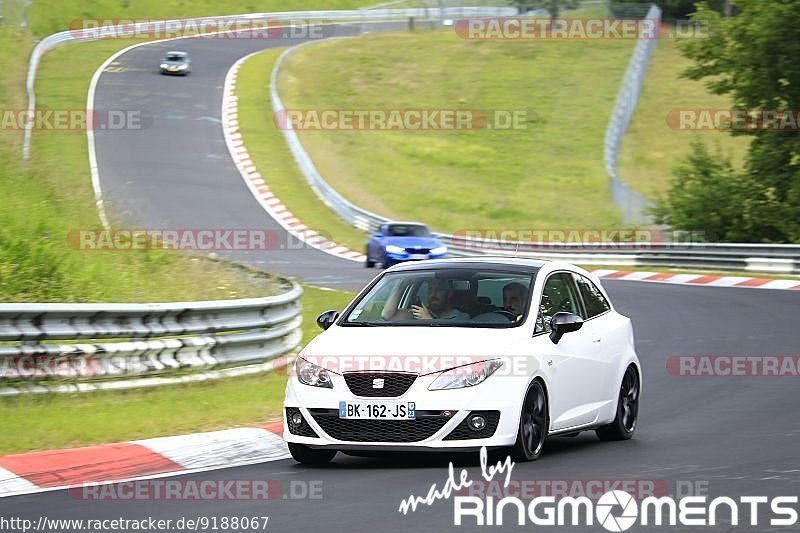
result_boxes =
[28,0,373,37]
[0,0,30,28]
[275,29,636,233]
[0,284,355,455]
[236,48,370,252]
[297,284,354,343]
[617,31,750,200]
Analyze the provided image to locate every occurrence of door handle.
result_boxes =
[592,335,602,344]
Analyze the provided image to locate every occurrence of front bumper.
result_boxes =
[160,67,188,75]
[284,371,522,450]
[384,251,446,265]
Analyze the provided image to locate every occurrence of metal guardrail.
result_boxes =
[440,238,800,273]
[603,3,660,224]
[0,282,303,395]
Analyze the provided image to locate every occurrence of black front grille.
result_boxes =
[286,407,318,438]
[344,372,416,397]
[405,248,430,254]
[443,411,501,440]
[309,409,453,442]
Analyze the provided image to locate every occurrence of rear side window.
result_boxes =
[574,275,611,318]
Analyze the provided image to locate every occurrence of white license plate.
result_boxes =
[339,401,415,420]
[409,254,428,260]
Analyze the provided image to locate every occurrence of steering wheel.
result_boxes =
[492,309,518,321]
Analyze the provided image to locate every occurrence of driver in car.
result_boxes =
[411,278,470,320]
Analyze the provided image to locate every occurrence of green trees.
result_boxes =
[654,0,800,242]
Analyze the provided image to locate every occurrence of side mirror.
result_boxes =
[549,312,583,344]
[372,231,383,238]
[316,310,339,330]
[431,232,441,239]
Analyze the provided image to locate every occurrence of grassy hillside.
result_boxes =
[277,29,635,232]
[617,32,749,200]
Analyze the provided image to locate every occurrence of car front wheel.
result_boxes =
[288,443,337,465]
[511,380,548,461]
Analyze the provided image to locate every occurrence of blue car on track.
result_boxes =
[365,222,447,268]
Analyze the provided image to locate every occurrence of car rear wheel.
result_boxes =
[596,365,640,441]
[288,443,337,465]
[511,380,548,461]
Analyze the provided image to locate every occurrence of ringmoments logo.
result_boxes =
[453,491,800,529]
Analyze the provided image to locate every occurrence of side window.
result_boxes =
[574,274,611,318]
[535,273,583,334]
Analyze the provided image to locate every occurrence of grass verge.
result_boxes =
[275,28,634,232]
[0,284,355,455]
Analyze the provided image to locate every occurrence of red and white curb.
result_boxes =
[591,269,800,290]
[222,54,366,263]
[0,422,285,498]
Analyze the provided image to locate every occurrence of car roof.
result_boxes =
[387,256,548,274]
[384,221,427,227]
[166,51,188,56]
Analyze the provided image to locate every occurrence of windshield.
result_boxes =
[386,224,430,237]
[342,268,536,328]
[166,54,186,62]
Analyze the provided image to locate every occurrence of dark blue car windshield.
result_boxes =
[387,225,429,237]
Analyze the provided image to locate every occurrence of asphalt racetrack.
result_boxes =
[3,23,799,533]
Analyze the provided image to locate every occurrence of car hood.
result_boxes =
[300,325,531,374]
[382,236,442,249]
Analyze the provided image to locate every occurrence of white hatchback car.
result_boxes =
[284,258,641,464]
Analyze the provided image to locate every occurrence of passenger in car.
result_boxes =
[503,282,528,318]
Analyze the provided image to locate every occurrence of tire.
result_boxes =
[365,258,375,268]
[596,365,640,441]
[288,443,337,465]
[511,380,548,461]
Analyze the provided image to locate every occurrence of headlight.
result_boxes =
[385,244,405,254]
[428,359,504,390]
[296,357,333,389]
[160,64,169,69]
[430,246,447,255]
[177,64,187,69]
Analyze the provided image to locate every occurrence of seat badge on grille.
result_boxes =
[372,378,385,389]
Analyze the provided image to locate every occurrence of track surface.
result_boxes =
[90,24,382,290]
[3,24,800,532]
